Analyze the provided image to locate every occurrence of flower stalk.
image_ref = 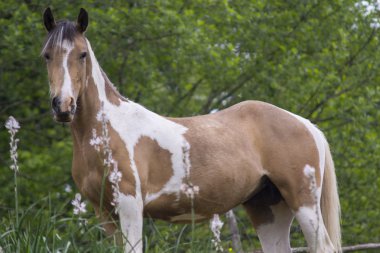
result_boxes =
[90,103,122,212]
[5,116,20,227]
[210,214,224,252]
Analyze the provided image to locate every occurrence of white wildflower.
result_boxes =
[103,151,114,168]
[5,116,20,135]
[180,183,199,199]
[96,108,109,123]
[109,162,122,208]
[72,193,87,215]
[5,116,20,172]
[210,214,224,252]
[89,129,102,151]
[64,184,72,193]
[90,103,123,212]
[109,162,122,184]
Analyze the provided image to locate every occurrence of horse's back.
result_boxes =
[216,100,321,166]
[166,101,322,214]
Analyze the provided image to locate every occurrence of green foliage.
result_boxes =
[1,0,380,251]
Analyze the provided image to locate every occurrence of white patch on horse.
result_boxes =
[303,164,315,177]
[61,40,74,99]
[117,193,143,253]
[303,164,321,199]
[296,206,335,252]
[86,39,192,207]
[256,202,293,253]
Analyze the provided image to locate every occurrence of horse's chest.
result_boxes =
[71,148,108,202]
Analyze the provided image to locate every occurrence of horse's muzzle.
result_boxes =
[52,96,76,122]
[54,111,75,122]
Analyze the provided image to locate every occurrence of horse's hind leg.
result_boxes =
[295,205,334,253]
[273,165,336,253]
[243,179,294,253]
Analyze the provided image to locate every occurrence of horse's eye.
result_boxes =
[80,52,87,59]
[44,53,50,61]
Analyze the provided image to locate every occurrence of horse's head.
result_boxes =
[42,8,89,123]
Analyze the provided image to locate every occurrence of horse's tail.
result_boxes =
[321,138,341,252]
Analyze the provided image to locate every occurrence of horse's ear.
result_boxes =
[77,8,88,33]
[43,7,56,32]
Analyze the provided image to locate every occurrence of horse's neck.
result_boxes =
[71,39,160,143]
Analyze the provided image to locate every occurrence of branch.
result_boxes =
[298,23,377,116]
[342,243,380,252]
[212,74,255,111]
[168,78,203,115]
[305,80,364,120]
[345,28,377,68]
[200,88,218,114]
[200,73,255,114]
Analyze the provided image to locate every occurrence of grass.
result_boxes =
[0,196,309,253]
[1,196,123,253]
[0,197,231,253]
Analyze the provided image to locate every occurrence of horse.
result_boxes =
[41,8,341,253]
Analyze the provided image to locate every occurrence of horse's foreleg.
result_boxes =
[118,194,143,253]
[94,206,123,244]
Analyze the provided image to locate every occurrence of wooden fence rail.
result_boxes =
[250,243,380,252]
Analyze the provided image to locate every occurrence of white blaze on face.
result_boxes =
[60,40,74,99]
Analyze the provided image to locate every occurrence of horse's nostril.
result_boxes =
[71,104,77,114]
[52,97,61,112]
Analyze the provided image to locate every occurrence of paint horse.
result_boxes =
[42,8,341,253]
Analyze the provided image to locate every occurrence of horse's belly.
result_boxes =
[142,193,220,223]
[143,162,263,222]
